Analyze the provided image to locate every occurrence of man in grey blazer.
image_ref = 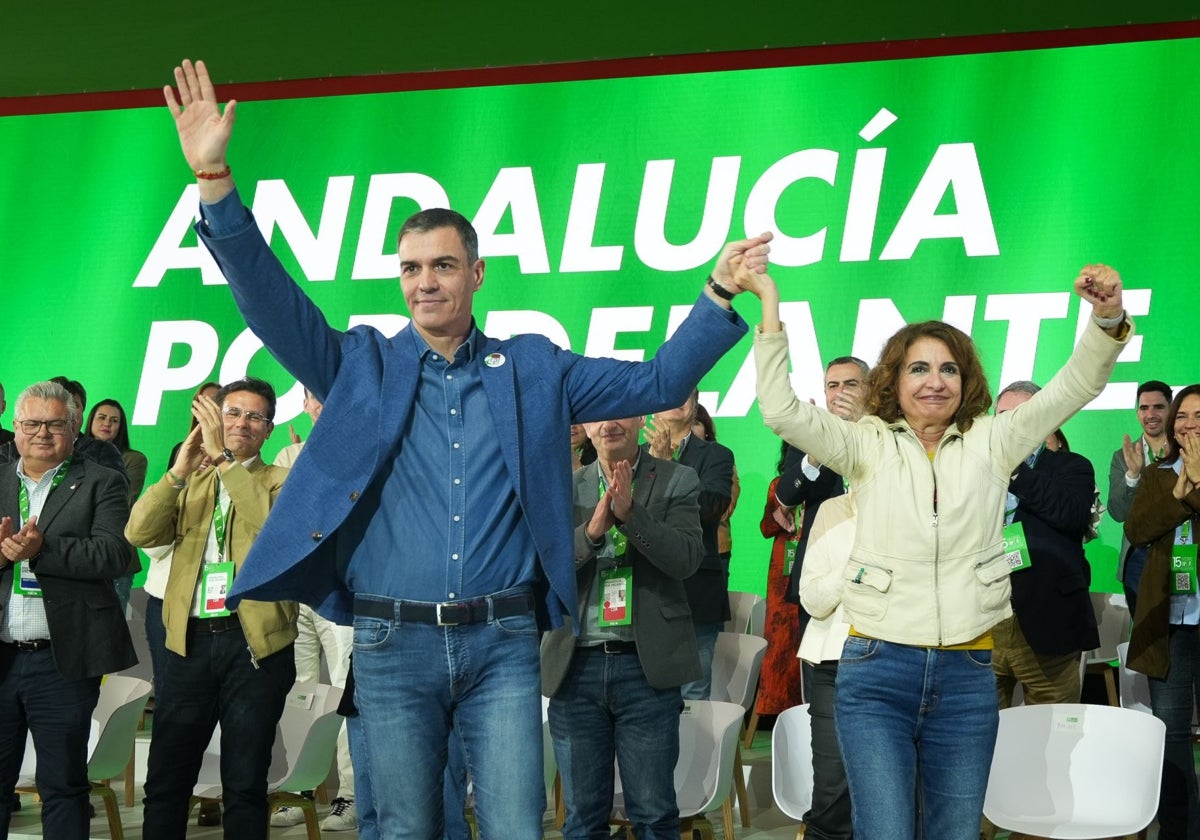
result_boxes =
[0,380,136,839]
[542,415,702,840]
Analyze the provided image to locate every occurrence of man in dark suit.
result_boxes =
[0,382,13,447]
[543,415,702,839]
[164,59,764,837]
[991,381,1100,708]
[0,380,136,839]
[647,389,732,698]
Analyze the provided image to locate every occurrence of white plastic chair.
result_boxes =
[190,681,344,840]
[1084,592,1131,705]
[983,703,1164,838]
[1116,641,1152,714]
[725,591,765,637]
[611,700,744,840]
[15,674,152,840]
[771,704,814,838]
[711,631,768,829]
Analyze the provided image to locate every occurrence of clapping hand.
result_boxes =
[1175,433,1200,500]
[643,416,674,460]
[1122,434,1145,479]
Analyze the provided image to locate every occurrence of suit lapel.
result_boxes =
[0,468,18,523]
[26,460,82,532]
[633,456,658,510]
[479,337,523,499]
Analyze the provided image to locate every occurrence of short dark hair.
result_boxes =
[85,398,132,452]
[693,402,716,442]
[398,208,479,265]
[864,320,992,433]
[50,376,86,417]
[826,356,869,377]
[216,377,277,422]
[997,380,1041,402]
[1136,380,1173,404]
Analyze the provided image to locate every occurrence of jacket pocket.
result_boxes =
[840,562,893,621]
[974,553,1012,612]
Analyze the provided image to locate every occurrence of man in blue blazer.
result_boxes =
[165,59,766,838]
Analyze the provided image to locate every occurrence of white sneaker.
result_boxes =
[321,797,357,832]
[269,805,307,827]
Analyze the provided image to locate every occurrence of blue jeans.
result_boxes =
[352,588,544,840]
[444,724,471,840]
[0,647,99,839]
[680,622,721,700]
[1123,545,1149,620]
[835,638,998,840]
[142,624,295,840]
[1148,625,1200,840]
[549,648,683,840]
[346,711,379,840]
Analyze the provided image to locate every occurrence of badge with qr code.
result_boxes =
[1001,521,1031,571]
[1171,545,1197,595]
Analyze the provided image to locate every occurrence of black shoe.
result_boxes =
[10,792,19,812]
[198,799,222,826]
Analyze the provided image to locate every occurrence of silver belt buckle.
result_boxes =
[436,602,459,626]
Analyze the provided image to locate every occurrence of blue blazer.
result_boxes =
[198,199,748,628]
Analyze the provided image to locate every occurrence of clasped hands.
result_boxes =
[0,515,43,565]
[586,460,634,542]
[1174,432,1200,500]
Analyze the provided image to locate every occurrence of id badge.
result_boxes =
[199,561,235,618]
[784,540,798,577]
[1001,521,1032,571]
[598,566,633,627]
[12,562,42,598]
[1170,544,1198,596]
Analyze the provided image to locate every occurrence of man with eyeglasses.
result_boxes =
[0,380,136,838]
[126,377,298,839]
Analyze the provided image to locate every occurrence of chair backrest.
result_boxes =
[984,703,1164,838]
[269,681,345,793]
[725,591,765,636]
[674,700,746,818]
[542,695,556,799]
[771,704,814,821]
[87,675,153,781]
[1115,641,1152,714]
[711,631,768,711]
[1085,592,1130,665]
[17,675,151,787]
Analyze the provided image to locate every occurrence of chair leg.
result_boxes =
[1104,668,1120,706]
[123,741,136,807]
[314,781,330,804]
[299,799,321,840]
[743,708,760,749]
[93,784,124,840]
[554,770,566,828]
[713,810,728,840]
[733,742,752,827]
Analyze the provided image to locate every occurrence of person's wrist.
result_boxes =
[1092,309,1126,329]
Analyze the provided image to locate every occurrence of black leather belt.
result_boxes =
[6,639,52,652]
[582,640,638,655]
[187,614,241,633]
[353,592,535,626]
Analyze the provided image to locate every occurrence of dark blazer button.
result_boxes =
[312,531,323,542]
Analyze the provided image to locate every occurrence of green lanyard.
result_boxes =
[212,480,230,562]
[17,456,72,524]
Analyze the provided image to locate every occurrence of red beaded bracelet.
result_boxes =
[194,165,232,181]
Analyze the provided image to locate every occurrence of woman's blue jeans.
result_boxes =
[835,637,999,840]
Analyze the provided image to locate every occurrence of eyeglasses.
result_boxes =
[222,407,271,425]
[16,419,70,435]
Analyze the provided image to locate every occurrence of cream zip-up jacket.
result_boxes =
[755,318,1131,646]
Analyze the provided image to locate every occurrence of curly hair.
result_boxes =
[864,320,992,433]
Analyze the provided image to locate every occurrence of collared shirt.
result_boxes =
[351,324,537,602]
[0,459,68,642]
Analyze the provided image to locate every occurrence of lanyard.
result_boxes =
[17,456,72,525]
[212,479,231,562]
[598,470,635,558]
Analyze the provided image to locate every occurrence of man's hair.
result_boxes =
[826,356,870,377]
[49,375,86,417]
[997,380,1041,402]
[85,398,132,452]
[1136,380,1173,404]
[864,320,992,433]
[398,208,479,265]
[15,380,78,425]
[216,377,277,421]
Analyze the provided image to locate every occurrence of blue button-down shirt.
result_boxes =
[202,189,536,603]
